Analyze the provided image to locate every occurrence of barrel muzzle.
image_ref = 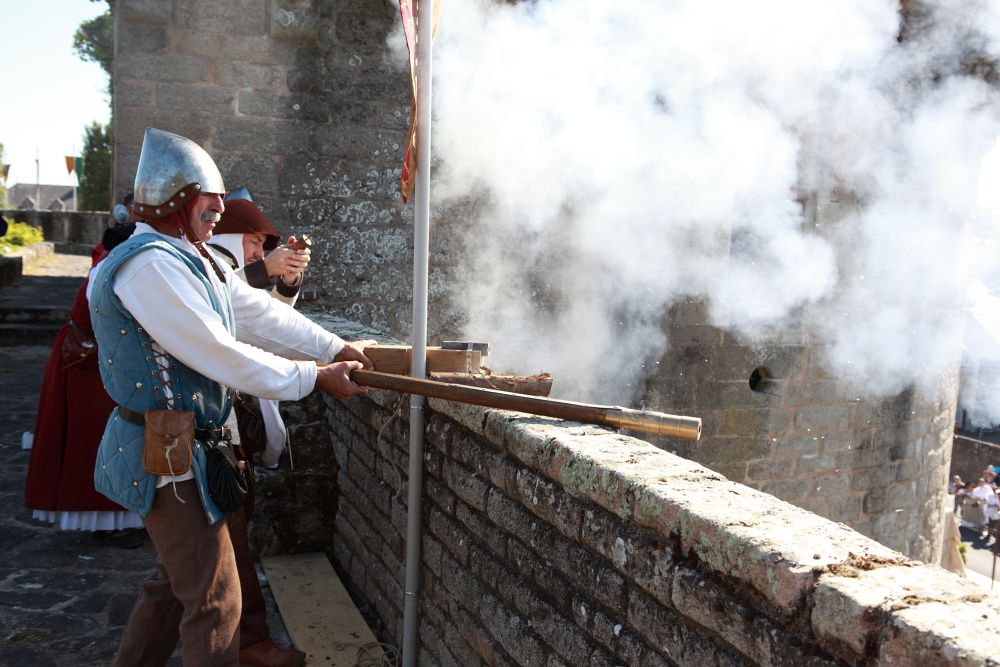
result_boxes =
[604,407,702,440]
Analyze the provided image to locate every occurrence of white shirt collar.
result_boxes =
[207,233,246,268]
[134,221,199,255]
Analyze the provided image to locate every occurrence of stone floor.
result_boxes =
[0,255,289,665]
[21,252,92,278]
[0,344,152,665]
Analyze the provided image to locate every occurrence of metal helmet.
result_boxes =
[131,128,225,219]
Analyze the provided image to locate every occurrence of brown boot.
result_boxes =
[238,638,306,667]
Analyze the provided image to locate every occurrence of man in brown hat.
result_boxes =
[207,195,309,304]
[205,193,312,666]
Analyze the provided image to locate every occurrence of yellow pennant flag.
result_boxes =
[65,155,75,174]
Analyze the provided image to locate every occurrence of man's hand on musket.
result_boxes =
[315,361,368,398]
[315,341,376,398]
[334,339,376,369]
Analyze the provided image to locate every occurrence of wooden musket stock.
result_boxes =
[349,369,701,441]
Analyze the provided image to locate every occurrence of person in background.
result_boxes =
[984,487,1000,544]
[207,186,308,308]
[208,188,308,468]
[958,481,977,523]
[971,478,996,538]
[23,203,144,548]
[950,474,965,513]
[206,188,312,667]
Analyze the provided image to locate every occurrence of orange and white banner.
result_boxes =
[399,0,441,203]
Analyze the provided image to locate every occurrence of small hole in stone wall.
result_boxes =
[748,366,773,393]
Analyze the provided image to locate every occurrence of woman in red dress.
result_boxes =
[24,226,144,547]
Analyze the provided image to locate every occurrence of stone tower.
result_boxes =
[645,197,957,562]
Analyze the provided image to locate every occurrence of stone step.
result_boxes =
[0,322,60,347]
[0,305,71,325]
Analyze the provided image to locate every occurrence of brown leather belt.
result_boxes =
[116,405,146,427]
[116,405,231,444]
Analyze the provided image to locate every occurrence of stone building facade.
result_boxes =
[112,0,954,567]
[646,197,958,562]
[113,0,425,336]
[648,297,956,562]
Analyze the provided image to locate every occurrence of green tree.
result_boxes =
[72,1,114,83]
[79,123,111,211]
[73,2,114,211]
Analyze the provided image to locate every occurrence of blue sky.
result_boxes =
[1,1,110,186]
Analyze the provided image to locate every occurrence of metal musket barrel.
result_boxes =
[350,370,701,441]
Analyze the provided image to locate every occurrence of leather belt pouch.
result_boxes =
[142,409,195,476]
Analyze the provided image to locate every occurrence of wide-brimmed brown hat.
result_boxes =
[215,199,280,250]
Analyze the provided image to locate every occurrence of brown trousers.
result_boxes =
[230,483,269,648]
[112,480,269,666]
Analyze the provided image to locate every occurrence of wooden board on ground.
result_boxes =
[364,344,482,375]
[262,553,383,666]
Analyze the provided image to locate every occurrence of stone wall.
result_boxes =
[251,393,339,555]
[646,300,957,563]
[250,312,393,556]
[113,0,957,565]
[950,434,1000,485]
[641,192,958,563]
[113,0,428,338]
[316,344,996,666]
[0,242,55,290]
[1,209,108,250]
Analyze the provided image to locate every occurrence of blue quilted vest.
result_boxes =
[90,233,235,524]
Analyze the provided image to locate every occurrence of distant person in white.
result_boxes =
[971,478,996,537]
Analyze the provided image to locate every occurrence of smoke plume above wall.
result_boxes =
[390,0,1000,411]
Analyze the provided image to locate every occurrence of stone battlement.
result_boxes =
[273,314,997,666]
[1,209,108,253]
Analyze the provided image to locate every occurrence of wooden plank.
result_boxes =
[261,553,383,666]
[363,345,411,374]
[363,344,482,375]
[427,347,482,373]
[428,372,554,396]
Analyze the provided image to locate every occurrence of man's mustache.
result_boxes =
[201,211,221,224]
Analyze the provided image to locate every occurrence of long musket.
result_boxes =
[349,369,701,440]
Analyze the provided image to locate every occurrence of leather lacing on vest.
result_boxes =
[140,329,188,503]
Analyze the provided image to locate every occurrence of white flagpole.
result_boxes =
[401,0,433,663]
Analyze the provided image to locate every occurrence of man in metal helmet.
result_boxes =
[90,129,374,666]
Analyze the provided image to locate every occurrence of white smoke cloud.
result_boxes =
[391,0,1000,410]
